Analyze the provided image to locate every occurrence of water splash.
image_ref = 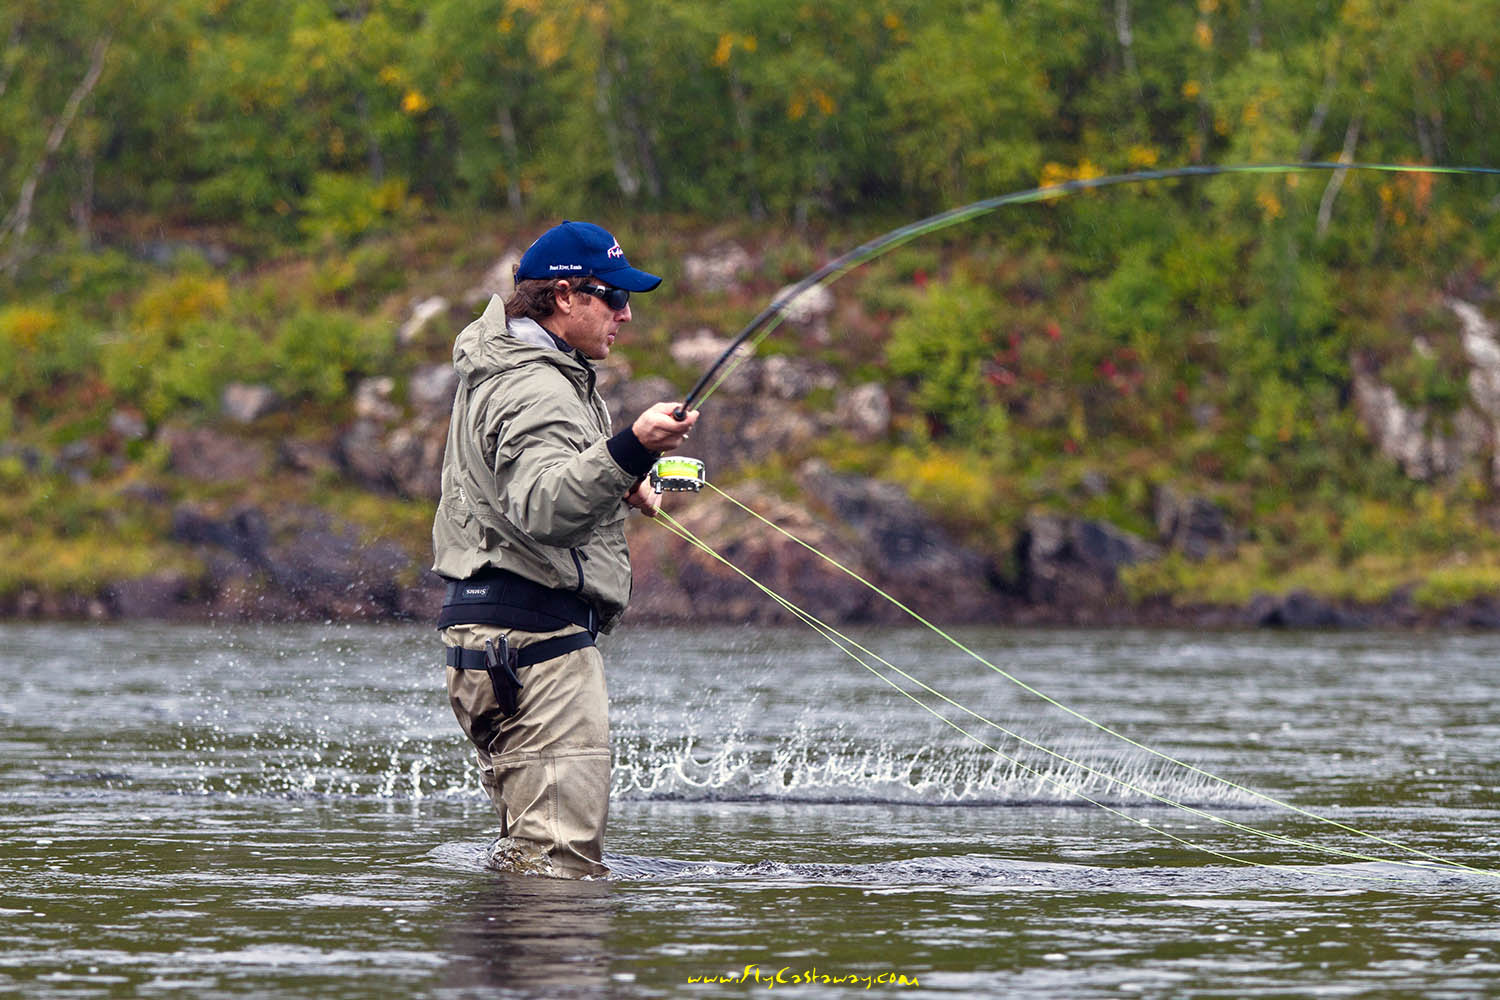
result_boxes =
[610,726,1257,807]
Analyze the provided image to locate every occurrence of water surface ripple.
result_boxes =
[2,622,1497,997]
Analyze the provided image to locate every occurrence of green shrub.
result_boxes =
[1414,563,1500,609]
[269,308,395,404]
[884,276,1012,455]
[0,305,96,404]
[298,172,417,247]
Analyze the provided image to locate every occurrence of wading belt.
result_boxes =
[436,567,599,635]
[443,631,596,715]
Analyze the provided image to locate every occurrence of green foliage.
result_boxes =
[877,4,1053,206]
[101,272,238,421]
[2,0,1500,616]
[884,278,1012,456]
[298,173,418,247]
[269,308,395,404]
[0,305,95,403]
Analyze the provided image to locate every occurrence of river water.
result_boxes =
[1,621,1497,997]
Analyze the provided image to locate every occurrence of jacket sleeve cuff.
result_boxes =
[606,427,659,478]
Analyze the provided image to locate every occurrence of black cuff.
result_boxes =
[606,428,658,478]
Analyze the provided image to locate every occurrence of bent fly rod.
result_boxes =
[671,160,1500,420]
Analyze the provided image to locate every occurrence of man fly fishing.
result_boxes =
[431,221,698,878]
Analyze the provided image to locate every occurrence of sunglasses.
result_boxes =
[575,282,630,311]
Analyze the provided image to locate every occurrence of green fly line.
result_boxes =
[652,509,1449,886]
[683,160,1500,412]
[690,481,1500,880]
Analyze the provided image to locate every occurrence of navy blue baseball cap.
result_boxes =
[515,221,662,292]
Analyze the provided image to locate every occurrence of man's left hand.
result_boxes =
[625,477,661,517]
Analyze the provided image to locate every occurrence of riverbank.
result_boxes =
[5,218,1500,628]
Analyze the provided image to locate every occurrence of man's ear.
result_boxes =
[552,280,575,315]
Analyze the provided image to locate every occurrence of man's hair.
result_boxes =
[505,275,598,321]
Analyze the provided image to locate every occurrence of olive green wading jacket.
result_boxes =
[431,296,641,633]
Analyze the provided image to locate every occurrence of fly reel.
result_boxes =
[649,456,707,492]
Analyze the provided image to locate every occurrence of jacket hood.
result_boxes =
[452,295,586,386]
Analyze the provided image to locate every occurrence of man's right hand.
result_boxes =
[632,403,699,453]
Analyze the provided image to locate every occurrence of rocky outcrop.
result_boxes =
[682,243,753,292]
[168,502,440,620]
[221,383,280,424]
[1351,298,1500,483]
[1350,358,1477,481]
[1246,590,1368,629]
[1153,485,1235,561]
[626,463,1011,626]
[159,425,272,482]
[1015,514,1161,616]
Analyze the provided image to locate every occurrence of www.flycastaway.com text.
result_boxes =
[687,965,919,989]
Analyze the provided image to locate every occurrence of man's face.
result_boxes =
[557,281,631,360]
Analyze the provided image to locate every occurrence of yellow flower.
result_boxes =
[712,32,734,66]
[401,90,430,114]
[1040,162,1071,188]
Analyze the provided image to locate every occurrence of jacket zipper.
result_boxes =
[570,548,587,593]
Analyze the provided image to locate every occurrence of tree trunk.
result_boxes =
[728,68,765,220]
[1114,0,1137,80]
[357,91,385,181]
[615,51,661,202]
[0,23,20,102]
[1317,116,1360,238]
[1,36,110,274]
[595,60,639,198]
[497,104,524,215]
[71,151,95,244]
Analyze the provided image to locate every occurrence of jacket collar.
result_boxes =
[508,316,573,354]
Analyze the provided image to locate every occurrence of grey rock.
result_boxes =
[465,252,521,307]
[1016,514,1161,606]
[109,409,148,440]
[836,382,891,441]
[409,364,459,413]
[338,419,394,491]
[104,572,196,619]
[385,417,447,500]
[772,282,835,342]
[1248,590,1366,629]
[170,502,422,620]
[1154,485,1235,561]
[221,383,281,424]
[761,354,837,401]
[159,425,271,482]
[399,295,450,345]
[280,438,340,476]
[670,329,758,396]
[682,243,753,292]
[354,377,400,423]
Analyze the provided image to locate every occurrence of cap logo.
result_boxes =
[607,240,624,259]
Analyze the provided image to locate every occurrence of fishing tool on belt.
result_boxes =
[650,456,707,493]
[484,637,524,716]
